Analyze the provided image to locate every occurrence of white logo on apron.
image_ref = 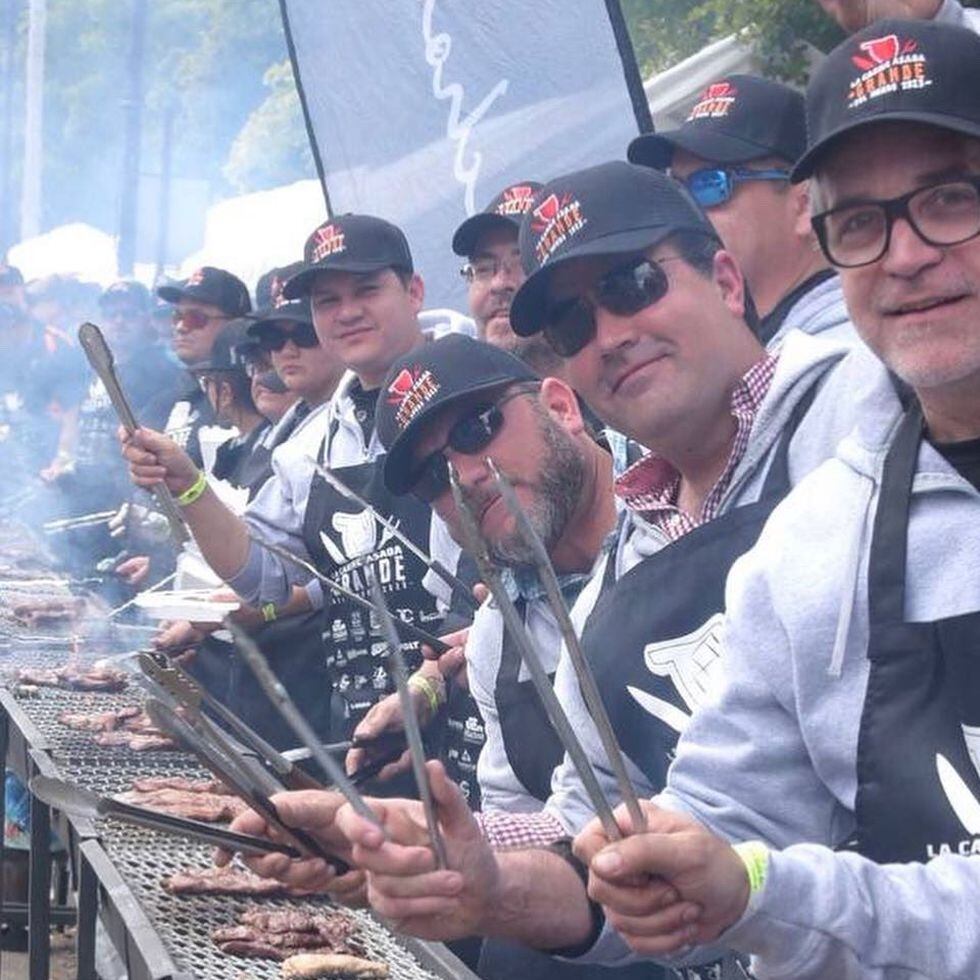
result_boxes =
[936,752,980,835]
[319,508,396,565]
[627,612,725,734]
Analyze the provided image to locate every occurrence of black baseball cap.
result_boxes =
[283,214,414,300]
[793,19,980,181]
[156,266,252,318]
[452,181,544,257]
[248,261,314,334]
[99,280,151,312]
[510,160,718,337]
[629,75,806,171]
[378,334,538,495]
[189,319,252,373]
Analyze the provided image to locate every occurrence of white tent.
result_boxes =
[8,222,119,286]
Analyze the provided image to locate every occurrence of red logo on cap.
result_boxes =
[687,80,738,121]
[532,194,561,225]
[495,185,536,217]
[309,223,347,264]
[531,192,587,266]
[387,366,441,430]
[847,35,930,109]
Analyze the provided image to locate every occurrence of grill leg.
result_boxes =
[76,852,96,980]
[28,789,51,980]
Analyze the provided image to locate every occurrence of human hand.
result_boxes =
[345,693,415,781]
[115,554,151,586]
[119,425,199,496]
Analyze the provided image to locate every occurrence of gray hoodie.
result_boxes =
[545,331,892,837]
[765,272,855,351]
[585,347,980,976]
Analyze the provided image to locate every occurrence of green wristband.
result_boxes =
[733,840,770,895]
[176,470,207,507]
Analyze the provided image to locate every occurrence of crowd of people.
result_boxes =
[3,0,980,976]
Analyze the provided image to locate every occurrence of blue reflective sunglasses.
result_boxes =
[683,167,791,209]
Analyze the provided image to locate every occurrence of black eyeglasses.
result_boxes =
[409,386,534,502]
[542,257,678,357]
[812,177,980,269]
[255,321,319,352]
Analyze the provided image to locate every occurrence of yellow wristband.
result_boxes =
[261,603,278,623]
[733,840,770,896]
[176,470,207,507]
[408,673,443,715]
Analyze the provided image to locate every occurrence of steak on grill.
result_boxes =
[18,664,127,692]
[212,906,361,962]
[117,786,247,821]
[282,952,390,978]
[11,598,84,627]
[162,866,293,897]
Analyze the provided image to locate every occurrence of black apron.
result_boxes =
[494,597,565,804]
[854,401,980,863]
[581,392,809,791]
[189,610,333,750]
[302,423,443,737]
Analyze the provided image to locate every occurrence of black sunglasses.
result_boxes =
[410,387,534,502]
[255,321,319,352]
[542,257,676,357]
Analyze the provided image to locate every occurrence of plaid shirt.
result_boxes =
[615,354,778,541]
[475,354,779,852]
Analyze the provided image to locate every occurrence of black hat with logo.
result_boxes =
[283,214,414,300]
[247,261,313,334]
[189,319,252,373]
[378,334,538,495]
[99,280,151,312]
[452,181,544,257]
[510,160,717,337]
[629,75,806,171]
[156,266,252,318]
[793,19,980,181]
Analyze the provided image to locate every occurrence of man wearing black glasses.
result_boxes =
[566,19,980,980]
[629,75,853,351]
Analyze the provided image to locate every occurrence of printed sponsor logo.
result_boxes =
[386,366,441,430]
[686,80,737,121]
[848,35,931,109]
[309,223,347,263]
[531,192,587,265]
[494,184,537,216]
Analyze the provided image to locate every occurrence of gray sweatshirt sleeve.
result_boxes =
[722,844,980,979]
[936,0,980,33]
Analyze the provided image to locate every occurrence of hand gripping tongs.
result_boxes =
[141,692,350,873]
[77,322,189,546]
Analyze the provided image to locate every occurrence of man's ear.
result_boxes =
[712,249,747,320]
[539,376,584,435]
[407,273,425,315]
[793,181,816,240]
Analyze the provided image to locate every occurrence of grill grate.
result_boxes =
[1,638,463,978]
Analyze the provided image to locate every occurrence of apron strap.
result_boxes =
[867,400,924,626]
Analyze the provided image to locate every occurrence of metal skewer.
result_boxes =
[246,532,450,655]
[367,571,447,868]
[449,466,621,840]
[225,618,386,832]
[307,456,478,611]
[78,322,190,546]
[488,459,646,833]
[43,510,117,534]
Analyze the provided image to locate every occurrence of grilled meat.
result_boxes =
[131,776,232,795]
[282,953,389,978]
[11,598,84,627]
[18,664,127,692]
[117,786,246,821]
[212,906,361,962]
[162,866,292,897]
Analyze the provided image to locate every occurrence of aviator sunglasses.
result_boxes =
[409,385,537,502]
[255,321,320,352]
[542,256,682,357]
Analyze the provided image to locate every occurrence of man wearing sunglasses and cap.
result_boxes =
[122,214,468,747]
[561,18,980,980]
[629,74,854,351]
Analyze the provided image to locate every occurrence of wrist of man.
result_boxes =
[729,840,768,922]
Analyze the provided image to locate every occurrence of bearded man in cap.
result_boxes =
[630,75,854,351]
[122,215,469,745]
[558,19,980,980]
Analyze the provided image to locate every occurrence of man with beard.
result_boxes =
[813,0,979,32]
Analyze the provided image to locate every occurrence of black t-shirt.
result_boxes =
[934,435,980,492]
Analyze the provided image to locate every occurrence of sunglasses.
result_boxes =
[542,257,677,357]
[409,387,534,502]
[682,166,790,209]
[255,321,319,352]
[172,308,232,330]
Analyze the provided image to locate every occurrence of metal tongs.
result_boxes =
[142,696,350,873]
[449,464,628,841]
[29,775,300,858]
[77,322,190,546]
[43,510,117,534]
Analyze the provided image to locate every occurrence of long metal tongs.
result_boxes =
[488,460,646,833]
[143,697,349,872]
[367,571,447,868]
[29,775,301,858]
[77,322,189,546]
[448,466,622,840]
[225,619,387,834]
[247,533,450,654]
[307,456,478,611]
[136,650,322,791]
